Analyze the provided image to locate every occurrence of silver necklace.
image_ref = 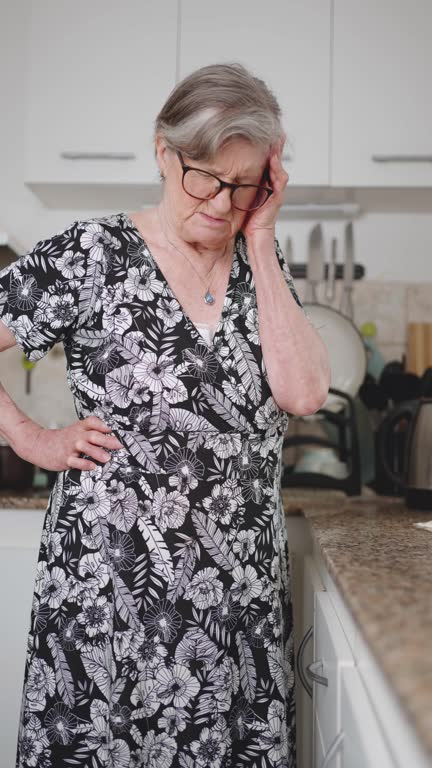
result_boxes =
[158,210,231,306]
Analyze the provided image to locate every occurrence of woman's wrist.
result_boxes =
[0,383,44,460]
[245,229,276,268]
[10,419,45,463]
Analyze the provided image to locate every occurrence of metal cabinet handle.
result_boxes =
[372,154,432,163]
[319,730,344,768]
[60,151,136,161]
[306,659,328,687]
[296,626,313,698]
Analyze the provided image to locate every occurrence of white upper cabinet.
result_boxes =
[178,0,332,186]
[25,1,178,189]
[332,0,432,187]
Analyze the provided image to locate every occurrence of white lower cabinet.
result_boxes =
[313,592,354,767]
[297,555,325,768]
[288,518,431,768]
[311,591,394,768]
[340,667,394,768]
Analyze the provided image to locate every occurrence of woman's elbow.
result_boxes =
[273,377,331,416]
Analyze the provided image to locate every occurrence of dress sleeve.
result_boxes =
[274,237,304,310]
[0,221,92,361]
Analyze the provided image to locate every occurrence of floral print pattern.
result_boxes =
[0,213,303,768]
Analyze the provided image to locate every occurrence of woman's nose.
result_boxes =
[210,186,232,214]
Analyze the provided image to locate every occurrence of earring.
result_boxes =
[159,170,165,182]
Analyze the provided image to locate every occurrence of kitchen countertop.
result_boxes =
[0,487,349,511]
[2,486,432,759]
[0,489,51,509]
[283,488,432,763]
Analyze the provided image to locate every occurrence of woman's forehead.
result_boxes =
[191,142,268,180]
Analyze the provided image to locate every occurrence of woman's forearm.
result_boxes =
[0,382,42,459]
[247,233,331,415]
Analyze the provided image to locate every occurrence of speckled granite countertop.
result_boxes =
[2,487,432,758]
[0,487,347,511]
[0,490,51,509]
[293,493,432,762]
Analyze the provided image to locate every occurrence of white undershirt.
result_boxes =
[194,322,216,345]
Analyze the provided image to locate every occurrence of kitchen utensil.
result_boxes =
[376,398,432,509]
[288,221,313,299]
[360,321,386,381]
[321,220,346,306]
[285,236,294,266]
[379,371,422,404]
[325,238,337,304]
[380,360,404,377]
[21,353,36,394]
[420,367,432,397]
[339,221,355,319]
[406,323,432,376]
[282,386,362,495]
[304,303,368,411]
[320,395,375,485]
[0,443,35,491]
[306,224,325,303]
[359,374,389,411]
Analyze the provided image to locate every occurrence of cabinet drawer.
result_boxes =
[313,592,355,759]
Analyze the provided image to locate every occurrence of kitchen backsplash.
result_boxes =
[1,276,430,430]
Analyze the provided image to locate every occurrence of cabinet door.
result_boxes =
[313,592,354,768]
[179,0,331,186]
[332,0,432,187]
[25,0,178,187]
[300,557,325,768]
[340,667,394,768]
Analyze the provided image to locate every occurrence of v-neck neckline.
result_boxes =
[121,212,238,351]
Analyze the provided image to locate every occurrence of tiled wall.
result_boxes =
[296,278,432,365]
[1,345,77,429]
[1,278,431,430]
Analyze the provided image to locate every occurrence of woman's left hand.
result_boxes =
[242,136,288,240]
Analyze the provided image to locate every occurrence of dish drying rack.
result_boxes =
[281,387,362,496]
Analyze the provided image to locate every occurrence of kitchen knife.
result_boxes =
[340,221,355,319]
[325,237,337,305]
[307,223,325,303]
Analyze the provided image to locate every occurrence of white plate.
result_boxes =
[304,303,367,411]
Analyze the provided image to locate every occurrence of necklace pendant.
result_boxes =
[204,290,215,305]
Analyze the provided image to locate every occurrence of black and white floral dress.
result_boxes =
[0,213,302,768]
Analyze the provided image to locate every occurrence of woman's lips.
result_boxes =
[200,212,227,225]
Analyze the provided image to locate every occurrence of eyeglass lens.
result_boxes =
[183,169,269,211]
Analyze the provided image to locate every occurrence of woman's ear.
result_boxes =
[155,135,169,180]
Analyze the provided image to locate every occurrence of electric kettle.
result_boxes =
[378,398,432,509]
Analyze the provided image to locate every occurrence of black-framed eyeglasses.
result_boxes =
[176,151,273,212]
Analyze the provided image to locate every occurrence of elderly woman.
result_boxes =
[0,64,329,767]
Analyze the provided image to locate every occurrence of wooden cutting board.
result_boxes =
[406,323,432,375]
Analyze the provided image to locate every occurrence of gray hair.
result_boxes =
[155,63,283,160]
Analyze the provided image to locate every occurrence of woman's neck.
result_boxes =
[157,204,232,267]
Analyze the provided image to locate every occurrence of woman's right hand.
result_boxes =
[15,415,123,472]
